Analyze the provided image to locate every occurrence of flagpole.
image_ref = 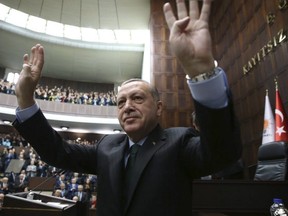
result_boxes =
[274,78,288,141]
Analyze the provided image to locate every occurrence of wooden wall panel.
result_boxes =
[150,0,288,169]
[211,0,288,166]
[150,0,194,129]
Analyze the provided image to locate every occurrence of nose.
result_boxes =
[123,99,135,113]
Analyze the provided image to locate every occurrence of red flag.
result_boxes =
[275,88,288,141]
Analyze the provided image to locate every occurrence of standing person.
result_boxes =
[13,0,241,216]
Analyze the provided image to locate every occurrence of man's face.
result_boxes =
[117,81,162,141]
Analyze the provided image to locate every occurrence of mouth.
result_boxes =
[123,116,138,122]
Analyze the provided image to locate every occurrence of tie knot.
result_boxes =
[130,144,140,155]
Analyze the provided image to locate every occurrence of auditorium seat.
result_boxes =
[254,141,288,181]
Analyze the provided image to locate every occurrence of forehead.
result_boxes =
[118,81,150,96]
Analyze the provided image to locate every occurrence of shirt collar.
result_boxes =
[128,137,147,148]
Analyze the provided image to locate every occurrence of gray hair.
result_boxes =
[121,78,160,101]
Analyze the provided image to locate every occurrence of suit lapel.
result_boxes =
[124,125,166,213]
[108,136,128,207]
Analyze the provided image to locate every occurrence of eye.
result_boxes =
[134,96,143,103]
[117,99,125,109]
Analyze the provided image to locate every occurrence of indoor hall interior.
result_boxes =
[0,0,288,215]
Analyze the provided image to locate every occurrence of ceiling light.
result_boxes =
[3,120,11,124]
[46,20,63,37]
[27,15,46,33]
[6,9,28,27]
[0,3,10,21]
[61,126,69,130]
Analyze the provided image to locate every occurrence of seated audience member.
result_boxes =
[14,173,28,192]
[18,150,29,170]
[0,192,4,210]
[83,177,92,200]
[55,173,67,189]
[26,159,37,177]
[0,177,11,195]
[37,160,48,177]
[2,138,11,147]
[59,182,69,199]
[7,172,16,192]
[86,174,97,192]
[72,172,84,185]
[4,147,17,170]
[74,184,89,203]
[72,196,79,202]
[90,194,97,209]
[67,177,78,199]
[53,189,62,197]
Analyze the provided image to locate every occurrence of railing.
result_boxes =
[0,93,118,118]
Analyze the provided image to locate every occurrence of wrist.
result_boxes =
[181,56,215,77]
[187,67,221,82]
[17,97,36,110]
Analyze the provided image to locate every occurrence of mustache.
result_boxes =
[123,113,140,121]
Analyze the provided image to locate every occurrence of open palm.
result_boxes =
[163,0,214,77]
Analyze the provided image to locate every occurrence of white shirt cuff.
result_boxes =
[16,103,39,123]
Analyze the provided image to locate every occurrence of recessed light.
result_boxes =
[3,120,11,124]
[60,126,69,130]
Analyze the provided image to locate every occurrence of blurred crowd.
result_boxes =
[0,143,98,210]
[0,79,117,106]
[0,133,97,149]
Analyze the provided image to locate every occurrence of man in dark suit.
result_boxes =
[12,0,242,216]
[13,173,28,193]
[74,184,89,203]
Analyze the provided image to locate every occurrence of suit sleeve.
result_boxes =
[182,98,242,178]
[13,109,99,174]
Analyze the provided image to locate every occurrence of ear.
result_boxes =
[156,101,163,117]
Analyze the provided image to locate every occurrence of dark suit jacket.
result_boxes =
[74,191,89,202]
[13,101,241,216]
[13,176,29,192]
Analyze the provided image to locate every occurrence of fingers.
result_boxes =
[29,46,35,66]
[199,0,212,22]
[171,17,190,36]
[30,44,41,66]
[164,0,212,30]
[163,1,190,30]
[163,3,176,30]
[176,0,188,20]
[22,44,44,71]
[34,44,44,71]
[189,0,199,19]
[22,54,30,68]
